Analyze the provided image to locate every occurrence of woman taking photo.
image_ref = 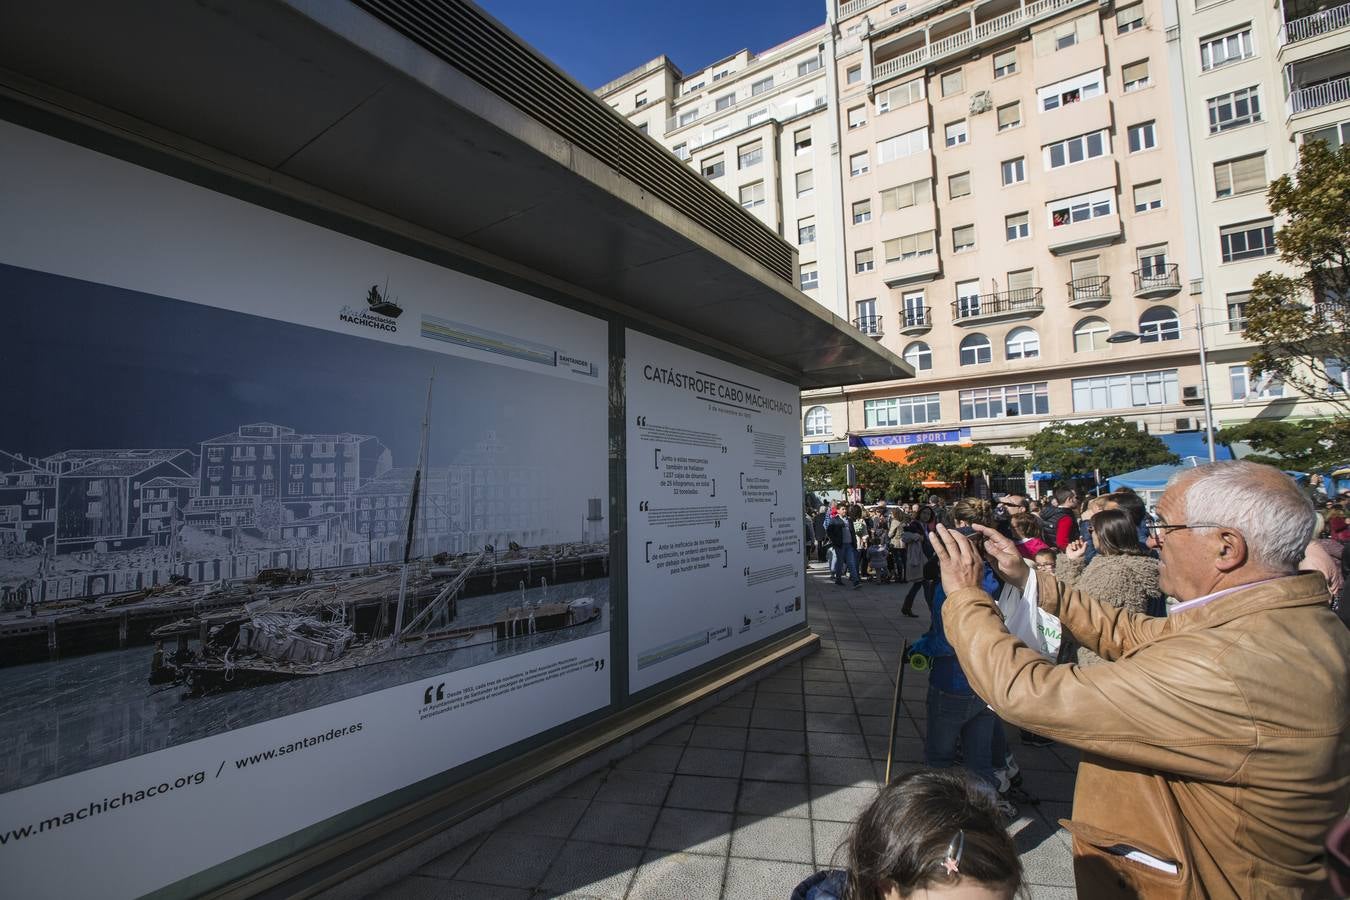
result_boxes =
[1056,507,1162,665]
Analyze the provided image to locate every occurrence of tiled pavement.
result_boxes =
[372,564,1080,899]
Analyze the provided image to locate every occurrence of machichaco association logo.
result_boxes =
[339,281,403,333]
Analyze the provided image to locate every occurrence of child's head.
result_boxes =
[1033,549,1057,572]
[842,770,1023,900]
[1009,512,1042,541]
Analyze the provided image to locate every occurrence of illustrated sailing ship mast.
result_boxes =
[393,374,433,638]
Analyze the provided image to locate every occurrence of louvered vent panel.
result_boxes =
[352,0,795,284]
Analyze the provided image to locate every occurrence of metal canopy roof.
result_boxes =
[0,0,910,389]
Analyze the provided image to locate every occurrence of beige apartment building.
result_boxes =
[598,0,1349,484]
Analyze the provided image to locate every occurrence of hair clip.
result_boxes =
[942,830,965,877]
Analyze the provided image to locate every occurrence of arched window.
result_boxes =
[1005,327,1040,360]
[903,341,932,371]
[803,405,832,437]
[1072,316,1109,352]
[1139,306,1180,343]
[959,333,992,366]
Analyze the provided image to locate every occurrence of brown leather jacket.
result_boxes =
[943,572,1350,899]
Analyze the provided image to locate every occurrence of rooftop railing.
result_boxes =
[1281,1,1350,45]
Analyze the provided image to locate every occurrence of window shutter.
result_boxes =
[1123,61,1148,84]
[1008,269,1035,291]
[1075,13,1099,40]
[797,170,814,192]
[1116,3,1143,28]
[950,172,971,197]
[884,238,901,259]
[1070,257,1099,279]
[1213,161,1233,196]
[1134,181,1162,207]
[994,49,1016,70]
[997,102,1020,128]
[1231,154,1266,194]
[953,224,975,247]
[1033,28,1054,56]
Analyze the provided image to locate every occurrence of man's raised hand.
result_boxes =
[929,524,986,596]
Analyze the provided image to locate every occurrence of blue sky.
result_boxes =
[481,0,827,89]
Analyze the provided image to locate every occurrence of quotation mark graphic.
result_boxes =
[423,683,446,705]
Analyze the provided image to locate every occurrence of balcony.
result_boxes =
[1289,74,1350,115]
[871,0,1095,84]
[1280,2,1350,47]
[1067,275,1110,309]
[1132,264,1181,299]
[898,307,932,335]
[950,288,1044,325]
[854,315,884,339]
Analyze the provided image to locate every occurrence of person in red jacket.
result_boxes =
[1040,486,1080,550]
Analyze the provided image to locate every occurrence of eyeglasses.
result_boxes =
[1143,519,1228,540]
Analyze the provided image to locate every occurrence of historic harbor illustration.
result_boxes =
[0,263,610,792]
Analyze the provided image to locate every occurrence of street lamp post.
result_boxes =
[1107,299,1218,463]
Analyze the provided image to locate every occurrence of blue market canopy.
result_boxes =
[1159,432,1234,462]
[1108,458,1205,492]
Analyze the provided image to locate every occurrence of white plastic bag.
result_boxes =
[994,567,1061,660]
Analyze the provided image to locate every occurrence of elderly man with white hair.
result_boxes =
[930,460,1350,899]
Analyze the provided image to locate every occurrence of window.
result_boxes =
[960,333,993,366]
[1116,2,1144,33]
[949,172,972,199]
[903,341,933,371]
[746,107,769,125]
[877,129,927,163]
[1072,257,1102,285]
[1002,157,1026,185]
[702,154,725,179]
[798,216,817,244]
[798,56,823,77]
[1326,358,1350,393]
[715,93,735,111]
[1006,212,1029,241]
[738,141,763,170]
[712,123,730,139]
[1128,121,1157,152]
[997,101,1021,131]
[993,48,1017,78]
[1049,189,1114,228]
[683,80,705,94]
[1008,268,1036,296]
[1073,316,1110,352]
[1038,70,1103,111]
[856,298,879,333]
[1208,86,1261,133]
[877,79,924,112]
[634,90,648,108]
[800,265,819,290]
[794,127,813,155]
[714,68,731,81]
[1226,291,1250,332]
[960,382,1050,420]
[1304,120,1350,150]
[855,249,875,273]
[1137,243,1168,276]
[673,142,689,160]
[1139,306,1181,342]
[847,65,862,85]
[1213,153,1265,198]
[902,291,927,327]
[881,178,932,211]
[739,181,765,209]
[865,394,942,428]
[884,231,936,261]
[804,405,832,436]
[853,199,872,223]
[1034,14,1096,55]
[1072,370,1179,411]
[1006,326,1041,359]
[1133,181,1163,212]
[953,224,976,252]
[751,76,774,96]
[941,68,964,96]
[1123,59,1150,92]
[848,105,868,129]
[679,109,698,126]
[850,151,870,176]
[1045,130,1107,168]
[945,120,969,147]
[1220,219,1275,261]
[1230,365,1284,400]
[1200,27,1253,71]
[796,170,814,196]
[956,279,981,317]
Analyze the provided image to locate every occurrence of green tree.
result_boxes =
[902,443,1020,490]
[850,447,920,501]
[1216,418,1349,472]
[802,454,846,493]
[1244,139,1350,416]
[1024,417,1178,479]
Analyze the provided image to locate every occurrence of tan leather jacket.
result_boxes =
[943,572,1350,899]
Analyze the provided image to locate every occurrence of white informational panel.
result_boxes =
[0,121,611,899]
[625,329,806,693]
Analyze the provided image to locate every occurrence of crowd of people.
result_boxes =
[797,461,1349,899]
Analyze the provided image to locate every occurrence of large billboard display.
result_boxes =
[0,121,611,898]
[625,329,806,693]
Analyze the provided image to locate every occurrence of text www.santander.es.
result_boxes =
[1,721,362,847]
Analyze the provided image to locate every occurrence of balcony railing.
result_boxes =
[872,0,1092,83]
[898,307,932,333]
[950,288,1043,323]
[1067,275,1110,307]
[1289,75,1350,115]
[1281,2,1350,45]
[1132,264,1181,298]
[854,314,884,338]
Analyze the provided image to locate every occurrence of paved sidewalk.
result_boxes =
[373,564,1079,899]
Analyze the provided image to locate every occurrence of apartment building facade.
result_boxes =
[598,0,1349,484]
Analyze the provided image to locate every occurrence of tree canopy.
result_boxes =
[1216,418,1349,472]
[1023,417,1178,478]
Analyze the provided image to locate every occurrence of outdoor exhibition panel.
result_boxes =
[0,120,612,900]
[625,329,807,693]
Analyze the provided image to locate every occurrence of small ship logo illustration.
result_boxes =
[366,281,403,318]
